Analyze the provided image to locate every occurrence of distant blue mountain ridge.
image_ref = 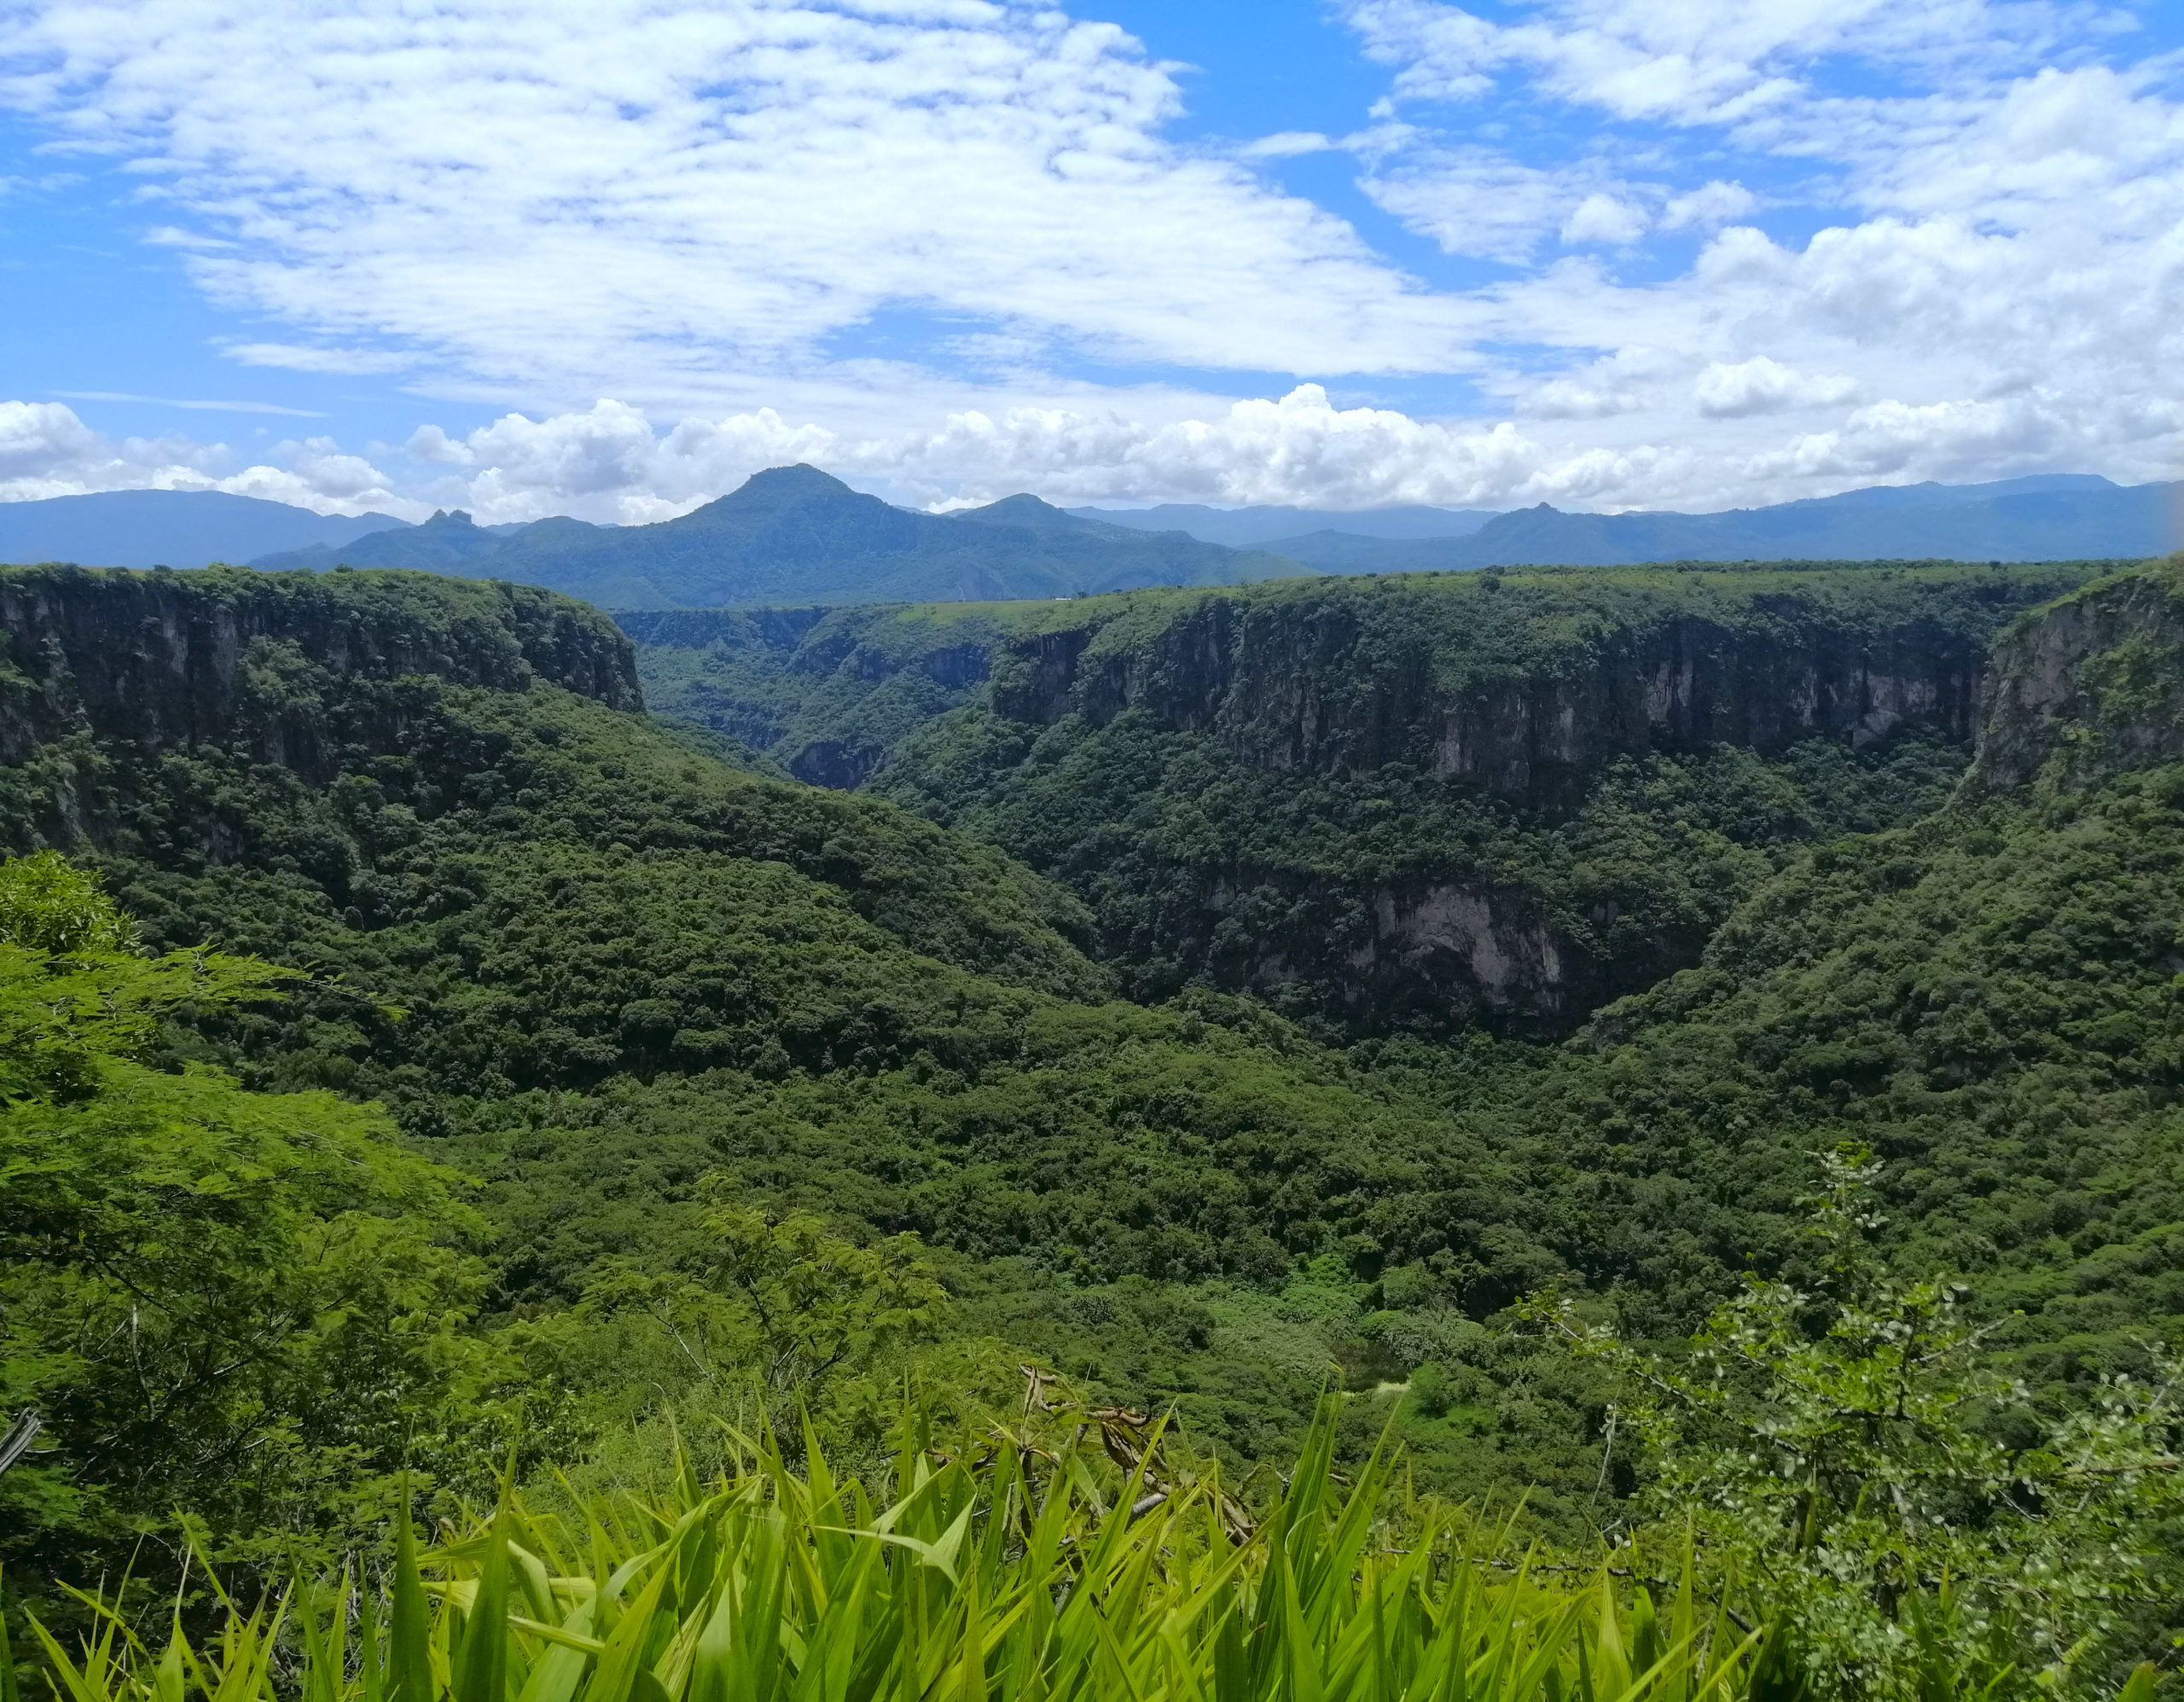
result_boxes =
[1244,473,2178,574]
[0,468,2172,607]
[1063,501,1502,546]
[0,489,406,571]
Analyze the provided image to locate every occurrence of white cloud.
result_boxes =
[1751,391,2184,485]
[1660,178,1755,229]
[1242,131,1339,159]
[1,0,2179,517]
[863,385,1551,508]
[226,343,416,375]
[1560,192,1648,245]
[1358,146,1632,262]
[55,388,322,416]
[141,223,230,248]
[0,0,1481,406]
[0,399,410,511]
[0,401,102,480]
[1333,1,2184,504]
[0,386,1687,515]
[1693,357,1858,417]
[422,400,841,523]
[1514,345,1682,419]
[1345,0,2085,127]
[6,368,2182,526]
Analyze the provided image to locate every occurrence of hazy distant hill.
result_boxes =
[20,468,2173,601]
[254,465,1298,607]
[1064,501,1500,546]
[1258,474,2180,572]
[250,507,530,572]
[0,490,404,569]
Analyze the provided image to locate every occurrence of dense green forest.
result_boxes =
[3,555,2184,1698]
[629,561,2110,1032]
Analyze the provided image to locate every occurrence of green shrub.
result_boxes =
[1408,1360,1454,1419]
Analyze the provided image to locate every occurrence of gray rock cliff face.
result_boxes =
[0,566,641,776]
[992,590,1999,809]
[967,584,2025,1028]
[1969,558,2184,793]
[628,567,2105,1035]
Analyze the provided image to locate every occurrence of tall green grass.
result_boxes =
[11,1400,2159,1702]
[15,1401,1770,1702]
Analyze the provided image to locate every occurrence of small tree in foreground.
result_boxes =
[1542,1148,2181,1699]
[0,852,507,1596]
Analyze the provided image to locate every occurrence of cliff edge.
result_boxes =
[0,565,642,772]
[1969,554,2184,794]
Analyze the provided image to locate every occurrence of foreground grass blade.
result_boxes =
[23,1395,2156,1702]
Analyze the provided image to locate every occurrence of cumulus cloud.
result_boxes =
[1660,178,1755,229]
[1560,192,1648,246]
[0,388,1553,517]
[1334,0,2184,502]
[1693,357,1859,418]
[863,385,1551,508]
[1514,346,1683,420]
[0,399,411,510]
[25,376,2162,526]
[0,401,102,482]
[412,401,842,523]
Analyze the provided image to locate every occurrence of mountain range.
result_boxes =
[0,488,404,569]
[0,468,2174,607]
[238,468,2184,600]
[1249,473,2179,572]
[1063,501,1501,546]
[249,466,1295,607]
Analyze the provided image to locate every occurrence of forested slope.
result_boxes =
[0,561,1541,1545]
[1411,555,2184,1395]
[630,561,2111,1033]
[620,554,2184,1422]
[9,555,2184,1656]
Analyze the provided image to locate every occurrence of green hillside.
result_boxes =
[6,555,2184,1697]
[620,554,2184,1385]
[0,563,1532,1565]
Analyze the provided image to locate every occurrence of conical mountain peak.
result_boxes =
[951,493,1083,530]
[712,464,857,512]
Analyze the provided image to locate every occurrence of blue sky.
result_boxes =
[2,0,2181,520]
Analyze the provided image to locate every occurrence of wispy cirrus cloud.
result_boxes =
[0,0,1484,409]
[1345,0,2109,126]
[224,344,416,376]
[55,388,322,415]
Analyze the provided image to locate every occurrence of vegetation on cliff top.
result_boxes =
[631,561,2106,1034]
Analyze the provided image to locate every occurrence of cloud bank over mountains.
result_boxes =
[0,390,1554,523]
[1,0,2179,519]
